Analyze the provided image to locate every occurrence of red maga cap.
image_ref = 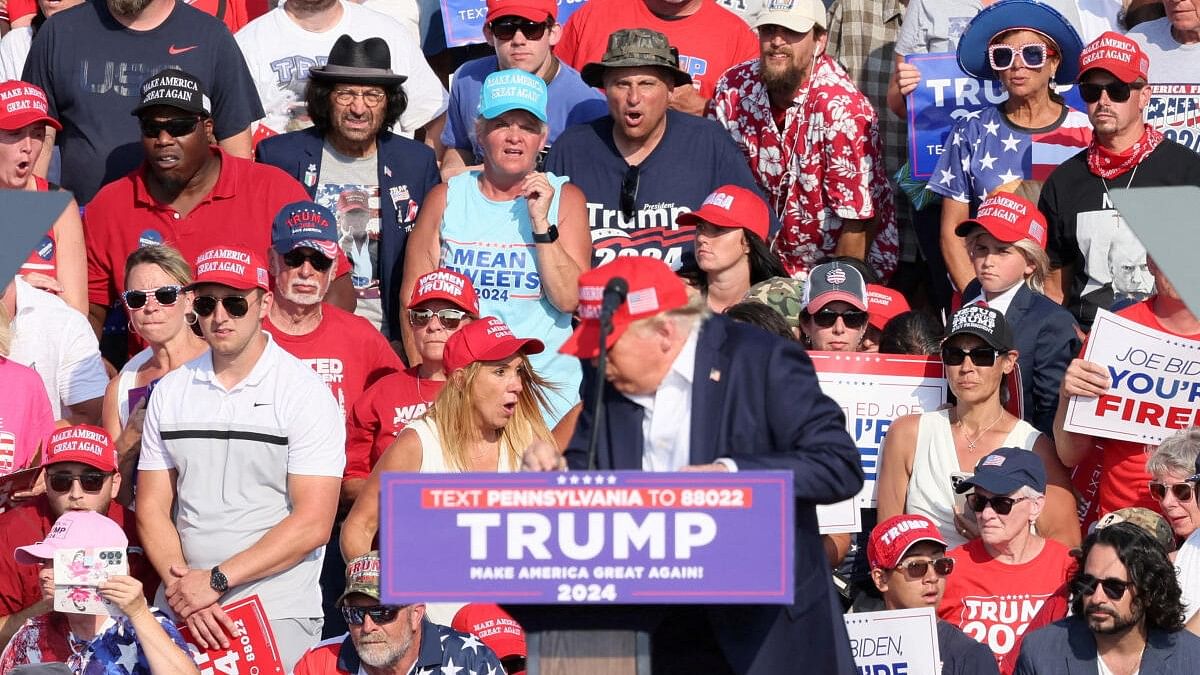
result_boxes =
[443,316,544,373]
[409,269,480,315]
[1078,31,1149,84]
[866,284,910,330]
[188,246,270,292]
[675,185,770,241]
[486,0,555,22]
[560,257,690,359]
[45,425,118,473]
[0,81,61,132]
[867,514,948,570]
[452,603,527,671]
[954,192,1048,249]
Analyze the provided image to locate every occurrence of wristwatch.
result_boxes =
[532,225,559,243]
[210,566,229,594]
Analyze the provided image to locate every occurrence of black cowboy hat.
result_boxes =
[308,35,407,86]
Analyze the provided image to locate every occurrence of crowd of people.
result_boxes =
[0,0,1199,672]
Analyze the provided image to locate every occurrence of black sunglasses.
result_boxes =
[1072,574,1131,601]
[409,308,468,330]
[891,556,955,580]
[1149,480,1194,502]
[620,164,641,221]
[810,309,869,329]
[122,285,182,310]
[967,493,1028,515]
[488,17,551,41]
[140,117,201,139]
[48,471,112,493]
[193,295,251,318]
[941,345,1004,367]
[501,656,527,672]
[282,249,334,272]
[1078,81,1145,104]
[341,605,403,627]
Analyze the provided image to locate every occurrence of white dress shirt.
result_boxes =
[965,280,1022,315]
[624,329,698,472]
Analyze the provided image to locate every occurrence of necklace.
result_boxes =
[958,410,1005,450]
[1100,162,1140,222]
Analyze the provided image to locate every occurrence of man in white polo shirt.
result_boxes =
[137,245,344,672]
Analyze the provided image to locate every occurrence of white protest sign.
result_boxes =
[1065,309,1200,444]
[810,354,949,507]
[818,497,862,534]
[844,607,941,675]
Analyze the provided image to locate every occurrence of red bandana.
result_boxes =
[1087,124,1163,179]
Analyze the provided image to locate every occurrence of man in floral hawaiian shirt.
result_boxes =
[708,0,899,282]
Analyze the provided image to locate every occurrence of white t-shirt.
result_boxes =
[359,0,419,40]
[235,0,448,136]
[140,333,345,619]
[1127,18,1200,84]
[0,26,32,81]
[8,276,108,419]
[1076,0,1124,42]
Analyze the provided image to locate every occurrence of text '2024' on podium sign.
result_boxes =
[379,471,794,605]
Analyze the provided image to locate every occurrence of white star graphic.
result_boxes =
[978,152,998,170]
[1001,133,1021,152]
[569,475,580,485]
[960,156,970,172]
[441,657,464,675]
[582,475,593,485]
[607,475,618,485]
[116,636,139,665]
[998,169,1021,183]
[938,169,956,186]
[950,131,962,146]
[484,665,499,675]
[459,633,484,654]
[982,120,1000,136]
[556,474,566,485]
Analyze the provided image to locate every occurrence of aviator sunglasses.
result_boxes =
[341,605,403,627]
[409,308,469,329]
[122,285,181,310]
[987,43,1055,71]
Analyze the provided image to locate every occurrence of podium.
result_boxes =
[378,471,795,669]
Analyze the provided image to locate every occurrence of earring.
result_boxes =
[185,311,198,326]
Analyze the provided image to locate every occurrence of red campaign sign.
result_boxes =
[177,596,284,675]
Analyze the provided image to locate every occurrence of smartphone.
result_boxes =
[52,547,128,616]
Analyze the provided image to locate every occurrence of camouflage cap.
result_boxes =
[337,551,381,606]
[1094,507,1176,553]
[744,276,805,329]
[581,28,693,88]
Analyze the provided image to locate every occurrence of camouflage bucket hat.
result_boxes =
[744,276,805,329]
[580,28,694,88]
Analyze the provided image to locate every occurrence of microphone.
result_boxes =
[599,277,628,327]
[587,276,628,471]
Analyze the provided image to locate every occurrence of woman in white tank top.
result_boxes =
[877,305,1079,549]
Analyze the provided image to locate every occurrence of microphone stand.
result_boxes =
[586,312,613,471]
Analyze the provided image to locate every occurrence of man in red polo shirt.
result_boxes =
[0,425,153,649]
[84,68,353,350]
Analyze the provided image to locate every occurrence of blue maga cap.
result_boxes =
[959,447,1048,496]
[956,0,1083,83]
[478,68,548,123]
[271,200,340,260]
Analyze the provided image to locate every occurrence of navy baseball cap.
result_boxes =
[271,201,340,260]
[957,447,1047,495]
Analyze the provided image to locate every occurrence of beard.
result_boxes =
[1086,602,1144,635]
[355,633,412,668]
[278,276,331,306]
[760,52,808,99]
[109,0,153,17]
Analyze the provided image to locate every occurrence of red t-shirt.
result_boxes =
[344,367,445,480]
[84,148,339,308]
[554,0,759,100]
[938,538,1075,675]
[1070,300,1200,531]
[6,0,254,31]
[263,304,402,419]
[0,497,157,616]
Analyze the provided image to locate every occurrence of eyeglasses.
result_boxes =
[333,89,387,107]
[140,117,201,139]
[810,309,869,329]
[122,285,182,310]
[941,346,1005,367]
[1078,81,1146,104]
[620,164,641,221]
[282,249,334,272]
[409,308,468,330]
[967,493,1029,515]
[891,556,955,580]
[488,17,551,41]
[193,295,251,318]
[1072,574,1131,601]
[987,43,1056,71]
[341,605,403,626]
[47,471,112,493]
[1149,480,1195,502]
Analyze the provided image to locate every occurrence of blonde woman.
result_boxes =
[342,316,553,557]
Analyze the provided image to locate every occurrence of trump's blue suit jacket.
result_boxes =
[256,127,440,341]
[563,315,864,675]
[1016,616,1200,674]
